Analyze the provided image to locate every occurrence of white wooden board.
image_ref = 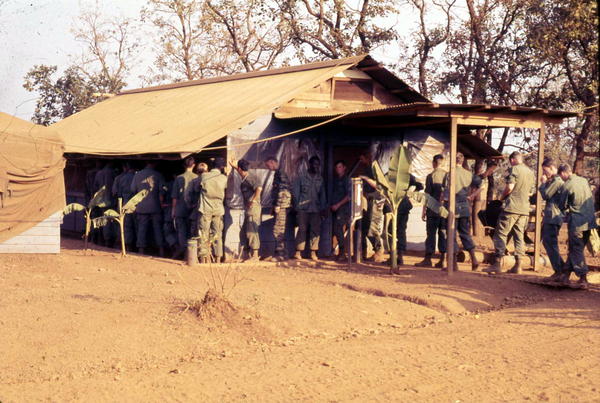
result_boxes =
[0,211,61,254]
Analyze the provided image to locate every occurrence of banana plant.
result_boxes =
[62,186,108,250]
[91,189,148,256]
[371,145,448,274]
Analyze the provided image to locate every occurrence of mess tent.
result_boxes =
[51,55,579,263]
[0,112,66,253]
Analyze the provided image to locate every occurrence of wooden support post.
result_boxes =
[446,118,458,276]
[533,124,546,271]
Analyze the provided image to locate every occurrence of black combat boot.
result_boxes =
[469,249,480,271]
[483,257,503,274]
[415,254,433,267]
[507,257,522,274]
[435,253,445,268]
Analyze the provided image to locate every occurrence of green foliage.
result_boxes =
[388,145,411,206]
[88,186,107,210]
[407,191,448,218]
[123,190,148,214]
[63,203,86,216]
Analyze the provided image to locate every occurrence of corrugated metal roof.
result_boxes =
[53,57,365,156]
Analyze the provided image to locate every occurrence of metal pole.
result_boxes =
[446,118,458,276]
[533,123,545,271]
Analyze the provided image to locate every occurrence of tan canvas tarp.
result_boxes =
[0,112,66,243]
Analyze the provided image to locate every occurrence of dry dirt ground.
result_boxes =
[1,238,599,403]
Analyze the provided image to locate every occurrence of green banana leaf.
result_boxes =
[388,145,411,206]
[407,191,449,219]
[88,186,108,210]
[91,215,114,229]
[63,203,86,216]
[122,189,148,214]
[103,209,120,218]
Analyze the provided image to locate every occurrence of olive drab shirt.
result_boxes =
[363,165,377,197]
[331,174,350,214]
[503,163,535,215]
[240,172,261,212]
[398,174,424,214]
[130,167,166,214]
[196,169,227,216]
[272,169,291,208]
[184,176,201,221]
[94,166,118,208]
[443,166,483,218]
[172,170,198,218]
[293,171,327,213]
[539,175,565,226]
[425,167,446,217]
[558,174,598,232]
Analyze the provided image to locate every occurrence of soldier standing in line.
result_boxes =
[557,164,597,289]
[415,154,447,268]
[186,162,208,238]
[395,173,424,265]
[265,155,292,262]
[358,150,385,262]
[539,158,566,282]
[484,152,536,274]
[171,157,198,259]
[196,158,227,263]
[112,161,137,251]
[131,161,166,256]
[94,160,118,247]
[85,160,103,245]
[443,152,483,272]
[330,160,350,261]
[232,159,263,262]
[292,156,327,261]
[162,174,178,254]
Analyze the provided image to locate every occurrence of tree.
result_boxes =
[23,65,98,126]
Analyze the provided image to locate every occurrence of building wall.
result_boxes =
[0,211,62,254]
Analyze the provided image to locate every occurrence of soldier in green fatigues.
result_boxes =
[94,161,118,247]
[359,150,385,262]
[162,176,178,253]
[292,156,327,261]
[265,156,291,262]
[484,152,535,274]
[171,157,198,259]
[112,161,136,250]
[131,161,166,256]
[415,154,447,268]
[443,152,484,271]
[539,158,566,282]
[330,160,350,261]
[234,159,263,262]
[395,174,424,265]
[85,160,103,245]
[557,164,597,289]
[185,162,208,238]
[196,158,227,262]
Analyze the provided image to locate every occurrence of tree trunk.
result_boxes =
[573,113,597,176]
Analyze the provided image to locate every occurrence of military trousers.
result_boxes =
[493,212,528,259]
[175,217,190,252]
[189,217,199,238]
[273,208,288,257]
[542,223,565,273]
[136,213,164,248]
[198,213,224,257]
[296,211,322,251]
[163,220,178,248]
[396,211,410,253]
[117,212,136,245]
[100,206,118,242]
[452,216,476,253]
[566,230,591,277]
[425,215,447,254]
[332,209,348,251]
[241,205,261,252]
[362,199,383,252]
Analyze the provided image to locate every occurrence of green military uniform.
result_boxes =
[272,169,292,258]
[362,165,383,253]
[493,163,535,259]
[240,173,262,252]
[539,175,565,274]
[185,176,201,237]
[331,174,350,254]
[444,166,482,253]
[558,174,598,277]
[94,165,118,243]
[172,170,198,253]
[293,171,327,251]
[396,174,424,254]
[162,180,178,249]
[424,167,447,255]
[196,169,227,258]
[131,167,166,249]
[112,170,136,245]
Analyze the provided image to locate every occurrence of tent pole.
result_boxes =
[533,123,546,271]
[446,118,458,276]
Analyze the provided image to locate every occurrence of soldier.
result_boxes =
[171,157,198,259]
[131,161,166,256]
[112,161,136,250]
[94,160,118,247]
[443,152,483,271]
[395,173,424,265]
[85,160,103,245]
[539,158,566,282]
[233,159,263,262]
[415,154,447,268]
[292,156,327,261]
[484,152,535,274]
[265,155,291,262]
[185,162,208,238]
[162,174,178,254]
[196,158,227,262]
[330,160,350,261]
[557,164,597,289]
[359,150,385,262]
